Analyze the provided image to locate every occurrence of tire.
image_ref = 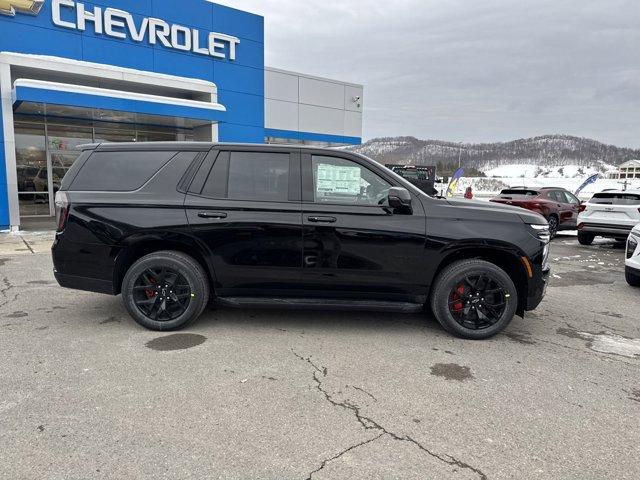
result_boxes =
[577,231,595,246]
[626,269,640,287]
[430,259,518,340]
[547,215,559,239]
[121,251,210,331]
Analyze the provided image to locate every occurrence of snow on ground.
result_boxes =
[483,163,604,179]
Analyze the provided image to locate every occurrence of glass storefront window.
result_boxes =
[13,114,196,218]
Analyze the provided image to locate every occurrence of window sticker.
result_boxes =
[316,163,361,197]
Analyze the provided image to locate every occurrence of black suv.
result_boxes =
[52,143,550,339]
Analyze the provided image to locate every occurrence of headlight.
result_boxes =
[627,234,639,260]
[529,224,551,243]
[529,224,551,266]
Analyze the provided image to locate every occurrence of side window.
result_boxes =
[70,150,177,191]
[548,191,561,202]
[200,151,290,202]
[312,155,391,205]
[562,191,580,205]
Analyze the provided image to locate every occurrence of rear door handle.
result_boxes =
[308,216,337,223]
[197,211,227,219]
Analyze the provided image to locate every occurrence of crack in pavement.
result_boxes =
[0,277,17,309]
[293,350,488,480]
[305,432,385,480]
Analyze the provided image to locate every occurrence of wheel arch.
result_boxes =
[113,234,215,295]
[431,246,529,316]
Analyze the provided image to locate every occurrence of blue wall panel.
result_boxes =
[217,91,263,127]
[214,63,264,96]
[0,21,83,58]
[82,36,156,71]
[218,124,264,144]
[153,50,215,81]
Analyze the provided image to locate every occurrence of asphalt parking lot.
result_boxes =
[1,233,639,479]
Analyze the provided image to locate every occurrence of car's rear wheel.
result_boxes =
[121,251,209,331]
[578,231,595,245]
[626,269,640,287]
[430,259,518,339]
[548,215,559,238]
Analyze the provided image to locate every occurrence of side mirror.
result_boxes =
[388,187,412,213]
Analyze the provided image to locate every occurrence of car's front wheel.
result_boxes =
[121,251,210,331]
[430,259,518,339]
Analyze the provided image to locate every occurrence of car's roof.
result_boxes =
[593,189,640,195]
[78,141,348,153]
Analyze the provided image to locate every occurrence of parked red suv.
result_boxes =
[490,187,581,237]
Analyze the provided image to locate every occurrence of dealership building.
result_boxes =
[0,0,363,229]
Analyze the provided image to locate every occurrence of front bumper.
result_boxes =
[526,265,550,311]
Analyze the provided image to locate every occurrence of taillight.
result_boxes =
[579,204,587,212]
[55,191,70,232]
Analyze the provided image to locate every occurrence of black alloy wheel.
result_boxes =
[121,251,209,331]
[448,274,508,330]
[132,267,192,322]
[430,259,518,339]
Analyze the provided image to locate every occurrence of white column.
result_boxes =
[0,62,19,230]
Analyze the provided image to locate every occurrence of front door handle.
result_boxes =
[308,216,337,224]
[197,211,227,219]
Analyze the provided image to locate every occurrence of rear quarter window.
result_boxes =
[590,193,640,205]
[69,151,177,191]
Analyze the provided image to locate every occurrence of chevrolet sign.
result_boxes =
[2,0,241,61]
[0,0,44,16]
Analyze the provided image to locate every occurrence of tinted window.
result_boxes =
[591,193,640,205]
[500,189,539,196]
[312,155,391,205]
[201,152,290,201]
[70,151,177,191]
[561,191,580,205]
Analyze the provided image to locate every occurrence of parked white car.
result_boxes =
[626,223,640,287]
[577,190,640,245]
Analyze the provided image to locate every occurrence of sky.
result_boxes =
[213,1,640,148]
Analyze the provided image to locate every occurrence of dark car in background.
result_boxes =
[490,187,581,237]
[385,165,437,196]
[52,143,550,340]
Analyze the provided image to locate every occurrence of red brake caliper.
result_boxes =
[145,277,157,299]
[452,284,465,313]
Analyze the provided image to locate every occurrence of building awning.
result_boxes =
[12,79,226,126]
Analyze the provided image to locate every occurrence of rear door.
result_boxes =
[299,151,427,302]
[184,147,303,296]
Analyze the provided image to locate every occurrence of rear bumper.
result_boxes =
[579,223,634,237]
[526,265,550,311]
[54,271,116,295]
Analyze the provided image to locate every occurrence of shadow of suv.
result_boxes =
[52,143,551,339]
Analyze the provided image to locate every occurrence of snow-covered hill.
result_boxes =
[347,135,640,175]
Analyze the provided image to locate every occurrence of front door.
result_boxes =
[300,152,428,302]
[185,147,303,296]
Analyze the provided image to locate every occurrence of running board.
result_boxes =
[216,297,424,313]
